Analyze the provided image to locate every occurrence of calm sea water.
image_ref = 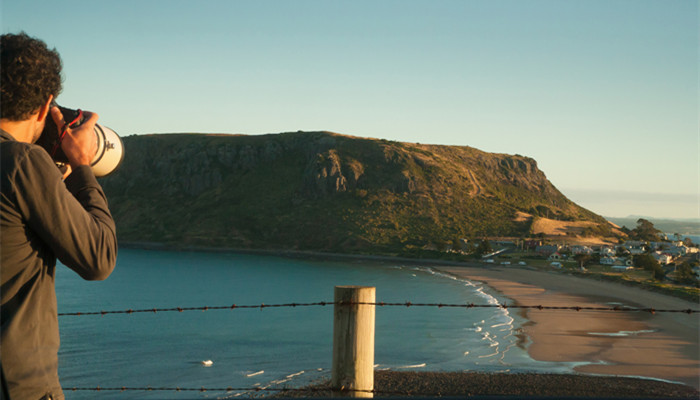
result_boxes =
[56,248,573,399]
[675,234,699,245]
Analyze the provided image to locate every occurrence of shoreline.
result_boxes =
[120,242,699,389]
[435,265,700,390]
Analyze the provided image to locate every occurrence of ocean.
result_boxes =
[56,248,575,399]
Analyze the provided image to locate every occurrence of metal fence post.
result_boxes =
[332,286,376,398]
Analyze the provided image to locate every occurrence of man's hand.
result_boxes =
[51,106,99,169]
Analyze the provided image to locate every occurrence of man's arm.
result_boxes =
[14,146,117,280]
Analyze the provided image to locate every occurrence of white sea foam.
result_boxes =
[414,266,523,366]
[588,330,656,337]
[397,363,427,369]
[286,370,305,378]
[478,350,500,359]
[246,370,264,377]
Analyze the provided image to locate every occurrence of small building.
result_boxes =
[612,265,633,271]
[599,246,615,257]
[652,252,673,265]
[524,239,543,250]
[536,245,559,257]
[666,246,688,257]
[650,241,671,251]
[571,245,594,255]
[600,256,632,266]
[600,256,616,265]
[624,241,646,255]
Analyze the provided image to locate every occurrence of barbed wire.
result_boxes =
[58,300,699,316]
[60,300,698,396]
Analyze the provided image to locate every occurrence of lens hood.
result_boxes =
[91,124,124,177]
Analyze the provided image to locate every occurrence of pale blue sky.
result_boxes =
[2,0,698,219]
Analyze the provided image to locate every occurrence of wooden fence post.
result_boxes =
[332,286,376,398]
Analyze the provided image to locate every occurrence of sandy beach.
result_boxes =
[435,265,700,389]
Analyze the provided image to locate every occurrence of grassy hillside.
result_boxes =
[99,131,614,255]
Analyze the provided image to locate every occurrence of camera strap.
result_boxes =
[50,109,83,157]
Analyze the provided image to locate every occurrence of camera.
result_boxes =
[36,105,124,177]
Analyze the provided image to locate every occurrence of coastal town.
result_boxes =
[483,237,698,274]
[436,227,700,295]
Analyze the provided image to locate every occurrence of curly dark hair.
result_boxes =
[1,32,63,121]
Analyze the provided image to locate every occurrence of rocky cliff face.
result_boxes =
[100,131,608,253]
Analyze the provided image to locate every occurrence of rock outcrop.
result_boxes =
[100,131,610,252]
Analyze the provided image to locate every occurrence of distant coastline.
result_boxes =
[118,241,699,302]
[606,216,700,236]
[118,241,484,267]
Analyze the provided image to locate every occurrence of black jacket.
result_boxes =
[0,129,117,399]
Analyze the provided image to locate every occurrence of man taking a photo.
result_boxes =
[1,32,118,399]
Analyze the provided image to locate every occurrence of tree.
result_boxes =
[615,246,630,257]
[634,253,660,272]
[574,254,592,269]
[634,254,666,281]
[475,240,492,257]
[651,263,666,281]
[628,219,663,242]
[675,262,699,287]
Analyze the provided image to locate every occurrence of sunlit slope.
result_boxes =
[100,131,613,254]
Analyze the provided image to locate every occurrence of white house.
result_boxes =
[652,252,673,265]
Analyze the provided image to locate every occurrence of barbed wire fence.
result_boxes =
[58,300,698,317]
[57,297,699,396]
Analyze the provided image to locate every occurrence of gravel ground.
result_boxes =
[276,371,700,398]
